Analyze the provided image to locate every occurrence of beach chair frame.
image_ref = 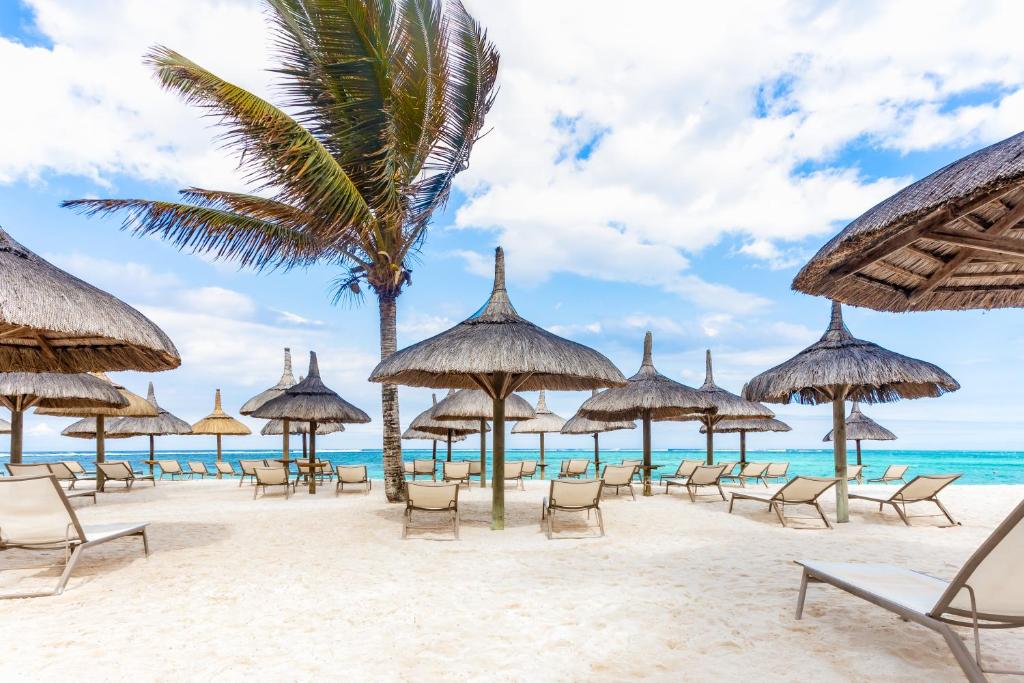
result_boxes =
[660,459,703,494]
[410,459,436,481]
[721,461,771,487]
[764,462,790,482]
[253,467,294,499]
[237,459,263,486]
[541,479,605,539]
[156,460,191,480]
[335,465,371,495]
[503,461,525,490]
[442,461,471,487]
[95,462,156,492]
[187,461,210,478]
[5,464,97,504]
[729,476,838,529]
[601,464,637,501]
[849,474,962,526]
[403,482,460,540]
[868,464,910,484]
[682,464,728,503]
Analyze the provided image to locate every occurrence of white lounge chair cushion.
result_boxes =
[799,561,947,616]
[82,523,147,544]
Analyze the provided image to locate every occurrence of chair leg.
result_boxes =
[795,569,809,619]
[936,623,989,683]
[728,495,735,513]
[773,502,787,527]
[716,484,726,501]
[890,502,911,526]
[453,511,460,540]
[934,498,959,526]
[628,484,635,501]
[141,528,150,556]
[815,502,832,529]
[596,508,605,537]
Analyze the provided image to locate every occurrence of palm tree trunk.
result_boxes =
[378,293,404,502]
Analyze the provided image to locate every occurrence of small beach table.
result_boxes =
[536,462,549,480]
[142,460,158,476]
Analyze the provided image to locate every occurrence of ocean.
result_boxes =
[17,448,1024,484]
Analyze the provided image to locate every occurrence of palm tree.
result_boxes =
[62,0,499,502]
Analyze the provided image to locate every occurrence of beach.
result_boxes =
[1,479,1020,682]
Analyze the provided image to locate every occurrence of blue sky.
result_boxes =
[4,0,1024,454]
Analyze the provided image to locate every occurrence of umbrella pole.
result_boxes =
[96,415,106,490]
[705,418,715,466]
[9,407,23,464]
[309,421,317,495]
[539,432,545,480]
[832,393,849,523]
[739,430,747,464]
[302,433,308,459]
[446,430,452,462]
[642,410,652,497]
[593,433,600,477]
[492,397,505,530]
[479,418,487,489]
[432,440,437,464]
[856,439,862,466]
[148,435,155,475]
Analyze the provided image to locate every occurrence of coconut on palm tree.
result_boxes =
[62,0,500,502]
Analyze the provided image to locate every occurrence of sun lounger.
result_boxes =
[868,464,909,484]
[847,464,864,482]
[678,464,728,502]
[95,462,156,492]
[601,464,637,501]
[729,476,838,529]
[403,482,460,540]
[466,460,483,483]
[795,497,1024,682]
[721,461,770,487]
[765,462,790,482]
[442,461,471,487]
[238,459,264,486]
[849,474,962,526]
[660,459,703,493]
[411,459,436,481]
[61,460,95,479]
[402,461,414,477]
[5,464,97,503]
[215,461,236,477]
[184,461,208,478]
[718,461,739,477]
[253,466,293,499]
[621,459,643,481]
[541,479,605,539]
[41,462,79,488]
[503,462,525,490]
[560,459,590,478]
[156,460,191,480]
[261,459,287,469]
[0,474,148,598]
[335,465,370,494]
[520,461,538,479]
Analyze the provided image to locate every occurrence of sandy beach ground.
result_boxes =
[0,477,1021,682]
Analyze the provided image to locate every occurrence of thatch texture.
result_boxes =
[261,418,343,436]
[35,373,158,417]
[240,348,296,415]
[699,417,791,434]
[577,332,714,421]
[823,402,897,442]
[0,372,128,411]
[106,383,193,437]
[793,130,1024,312]
[431,388,535,421]
[511,390,567,434]
[562,389,636,434]
[402,427,467,442]
[742,302,960,405]
[369,248,627,392]
[408,391,480,436]
[252,352,370,424]
[0,227,180,372]
[62,417,133,439]
[672,350,774,424]
[191,389,251,435]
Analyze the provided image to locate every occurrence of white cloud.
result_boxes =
[45,252,181,297]
[397,312,457,340]
[178,286,255,318]
[275,310,325,327]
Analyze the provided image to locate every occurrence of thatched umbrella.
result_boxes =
[241,348,297,466]
[106,382,193,474]
[0,371,127,463]
[36,373,157,486]
[402,427,467,446]
[191,389,251,470]
[0,418,9,434]
[253,352,370,494]
[576,332,714,496]
[432,388,535,490]
[511,390,566,478]
[261,418,343,460]
[408,391,480,464]
[370,247,626,529]
[699,417,791,463]
[62,417,132,440]
[823,401,896,466]
[672,350,774,465]
[0,227,179,372]
[743,301,958,522]
[561,389,636,477]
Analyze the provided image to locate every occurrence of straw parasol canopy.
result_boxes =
[699,417,791,463]
[823,401,896,466]
[743,301,958,522]
[512,390,566,477]
[240,347,298,463]
[432,388,534,492]
[62,417,132,439]
[191,389,251,468]
[402,427,467,443]
[672,350,774,465]
[106,382,193,472]
[0,418,9,434]
[261,419,343,436]
[562,389,636,476]
[792,130,1024,312]
[576,331,714,495]
[253,351,370,494]
[370,247,626,528]
[0,227,180,372]
[0,371,127,462]
[408,391,480,463]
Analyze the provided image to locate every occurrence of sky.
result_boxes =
[3,0,1024,454]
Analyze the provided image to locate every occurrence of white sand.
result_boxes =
[1,478,1021,682]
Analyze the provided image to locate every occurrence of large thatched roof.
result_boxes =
[562,391,637,435]
[0,227,180,372]
[576,332,714,421]
[369,248,627,392]
[743,302,960,405]
[408,391,481,436]
[261,419,344,436]
[512,390,567,434]
[402,427,467,442]
[700,417,791,434]
[61,416,134,439]
[431,388,535,421]
[191,389,251,436]
[673,350,774,423]
[252,352,370,424]
[793,131,1024,312]
[0,371,128,412]
[823,402,897,442]
[106,382,193,437]
[240,348,296,415]
[35,373,157,417]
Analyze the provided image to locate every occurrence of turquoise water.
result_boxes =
[17,448,1024,484]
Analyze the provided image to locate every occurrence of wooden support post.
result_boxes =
[832,394,849,523]
[739,430,747,464]
[642,410,653,496]
[479,418,487,489]
[309,421,317,495]
[95,415,106,489]
[491,397,505,530]
[539,432,545,479]
[705,418,714,466]
[148,435,156,475]
[593,433,600,478]
[9,408,23,464]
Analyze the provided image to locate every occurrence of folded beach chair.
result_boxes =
[729,476,838,529]
[621,459,643,482]
[411,459,436,481]
[5,464,97,503]
[679,464,729,503]
[520,461,538,479]
[503,462,525,490]
[849,474,962,526]
[0,474,148,598]
[238,459,264,486]
[442,461,471,487]
[156,460,191,480]
[215,461,236,478]
[335,465,371,495]
[765,462,790,482]
[721,461,771,487]
[541,479,605,539]
[868,464,909,484]
[660,459,703,494]
[95,462,156,492]
[187,461,210,478]
[847,464,864,483]
[253,466,293,499]
[403,482,460,540]
[600,464,637,501]
[795,497,1024,681]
